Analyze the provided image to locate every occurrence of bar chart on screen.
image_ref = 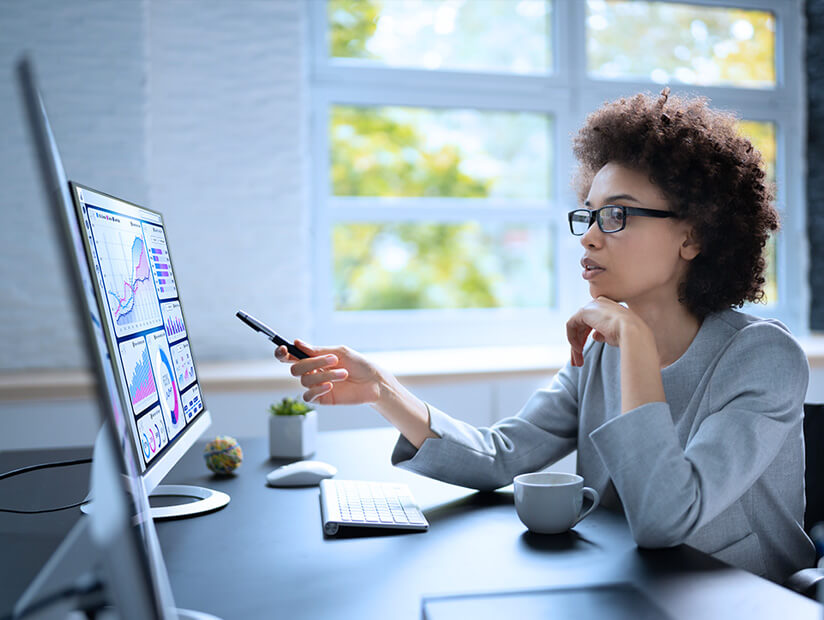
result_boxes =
[161,300,187,343]
[85,207,162,338]
[142,222,178,300]
[118,335,159,414]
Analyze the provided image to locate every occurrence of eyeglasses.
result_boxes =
[567,205,677,236]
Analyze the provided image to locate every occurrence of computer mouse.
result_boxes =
[266,460,337,487]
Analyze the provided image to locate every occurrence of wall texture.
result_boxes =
[0,0,148,370]
[0,0,309,371]
[147,1,311,362]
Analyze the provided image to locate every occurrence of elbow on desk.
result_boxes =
[629,520,688,550]
[624,495,701,550]
[475,481,509,494]
[632,530,683,550]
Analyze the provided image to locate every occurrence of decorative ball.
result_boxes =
[204,436,243,475]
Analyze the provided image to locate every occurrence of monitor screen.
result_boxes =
[70,183,208,482]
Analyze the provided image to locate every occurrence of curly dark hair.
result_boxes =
[571,88,778,319]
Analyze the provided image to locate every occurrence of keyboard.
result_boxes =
[319,479,429,536]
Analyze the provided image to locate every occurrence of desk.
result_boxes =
[2,428,822,619]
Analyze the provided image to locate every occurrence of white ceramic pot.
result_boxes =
[269,410,317,459]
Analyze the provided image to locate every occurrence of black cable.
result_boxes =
[0,457,91,514]
[0,573,105,620]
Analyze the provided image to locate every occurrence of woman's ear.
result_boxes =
[680,228,701,261]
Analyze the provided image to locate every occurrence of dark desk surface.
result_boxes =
[2,428,822,619]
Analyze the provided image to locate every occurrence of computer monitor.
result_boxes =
[67,182,228,519]
[15,55,221,620]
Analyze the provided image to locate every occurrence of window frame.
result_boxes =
[308,0,807,351]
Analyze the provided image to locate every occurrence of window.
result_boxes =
[309,0,805,351]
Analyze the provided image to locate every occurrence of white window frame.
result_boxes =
[308,0,807,352]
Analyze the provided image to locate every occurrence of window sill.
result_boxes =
[0,345,570,402]
[3,338,824,402]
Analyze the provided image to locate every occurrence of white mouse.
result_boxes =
[266,460,337,487]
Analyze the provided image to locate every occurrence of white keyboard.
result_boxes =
[319,479,429,536]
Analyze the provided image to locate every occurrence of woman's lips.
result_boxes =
[582,265,605,280]
[581,258,605,280]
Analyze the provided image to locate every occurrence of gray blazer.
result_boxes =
[392,309,815,583]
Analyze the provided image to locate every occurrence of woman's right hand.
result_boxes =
[274,340,382,406]
[277,340,437,448]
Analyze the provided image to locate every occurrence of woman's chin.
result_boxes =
[588,283,609,298]
[588,283,625,303]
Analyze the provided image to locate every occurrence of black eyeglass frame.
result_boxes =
[567,205,677,236]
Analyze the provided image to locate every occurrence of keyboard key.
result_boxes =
[404,510,426,525]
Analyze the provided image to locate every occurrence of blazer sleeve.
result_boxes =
[390,362,581,492]
[588,321,809,548]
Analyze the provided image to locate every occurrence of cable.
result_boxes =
[0,573,105,620]
[0,498,91,515]
[0,457,92,481]
[0,457,91,514]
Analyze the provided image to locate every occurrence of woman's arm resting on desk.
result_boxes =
[275,340,437,449]
[589,321,809,548]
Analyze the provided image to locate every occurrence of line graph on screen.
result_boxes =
[86,208,162,338]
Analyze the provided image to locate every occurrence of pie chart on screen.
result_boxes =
[153,346,181,434]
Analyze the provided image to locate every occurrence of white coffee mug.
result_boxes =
[513,472,600,534]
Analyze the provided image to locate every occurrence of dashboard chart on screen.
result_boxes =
[75,184,206,469]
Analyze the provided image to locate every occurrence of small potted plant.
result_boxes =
[268,397,317,459]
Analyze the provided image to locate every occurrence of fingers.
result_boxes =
[299,367,348,389]
[274,340,337,365]
[289,353,339,377]
[566,313,592,368]
[303,382,333,403]
[273,339,321,363]
[293,339,318,357]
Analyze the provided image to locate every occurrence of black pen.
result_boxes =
[235,311,309,359]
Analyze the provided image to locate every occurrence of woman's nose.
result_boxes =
[580,220,603,248]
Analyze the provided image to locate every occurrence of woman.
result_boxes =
[276,89,814,583]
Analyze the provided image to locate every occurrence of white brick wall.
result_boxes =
[147,0,311,362]
[0,0,309,370]
[0,0,148,370]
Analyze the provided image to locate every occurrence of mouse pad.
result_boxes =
[422,582,671,620]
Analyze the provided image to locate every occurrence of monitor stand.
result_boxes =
[81,428,230,520]
[82,484,229,520]
[147,484,230,520]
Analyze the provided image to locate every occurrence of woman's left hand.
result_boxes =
[566,296,644,367]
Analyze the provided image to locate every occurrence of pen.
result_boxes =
[235,311,309,359]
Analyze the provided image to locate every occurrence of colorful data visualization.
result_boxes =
[77,186,209,471]
[181,384,203,422]
[161,300,187,343]
[146,329,186,441]
[170,341,196,389]
[136,405,168,463]
[86,209,162,337]
[118,336,159,414]
[142,223,178,300]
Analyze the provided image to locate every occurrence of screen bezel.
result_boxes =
[68,181,212,491]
